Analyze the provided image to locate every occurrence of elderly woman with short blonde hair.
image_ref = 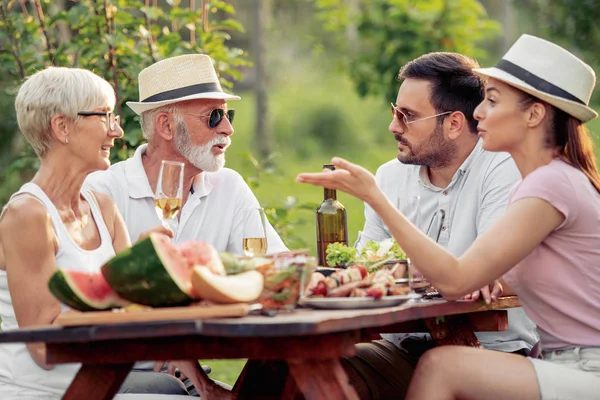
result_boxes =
[0,67,188,399]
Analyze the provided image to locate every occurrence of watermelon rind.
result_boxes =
[101,234,193,307]
[48,270,114,311]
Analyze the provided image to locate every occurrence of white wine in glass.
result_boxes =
[154,160,185,227]
[155,197,183,220]
[243,237,267,256]
[242,208,268,257]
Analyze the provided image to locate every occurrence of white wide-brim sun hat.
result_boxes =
[473,34,598,123]
[127,54,241,115]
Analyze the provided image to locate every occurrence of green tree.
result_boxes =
[515,0,600,100]
[0,0,314,248]
[313,0,501,101]
[0,0,248,201]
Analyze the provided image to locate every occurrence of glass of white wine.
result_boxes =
[397,195,423,294]
[242,207,268,257]
[154,160,184,228]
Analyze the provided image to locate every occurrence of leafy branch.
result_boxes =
[32,0,54,65]
[103,0,119,116]
[0,0,25,78]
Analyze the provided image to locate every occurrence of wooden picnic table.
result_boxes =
[0,296,520,400]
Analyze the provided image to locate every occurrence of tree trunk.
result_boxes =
[500,0,515,52]
[251,0,271,160]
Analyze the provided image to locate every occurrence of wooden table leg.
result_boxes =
[287,359,359,400]
[424,314,483,348]
[62,363,133,400]
[234,360,295,399]
[233,331,359,399]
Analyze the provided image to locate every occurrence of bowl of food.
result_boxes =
[257,251,317,312]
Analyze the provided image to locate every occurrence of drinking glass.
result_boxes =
[154,160,184,228]
[395,196,426,293]
[242,207,268,257]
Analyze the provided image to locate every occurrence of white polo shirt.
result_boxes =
[84,144,288,255]
[357,140,539,353]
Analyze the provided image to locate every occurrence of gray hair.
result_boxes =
[15,67,115,157]
[139,103,180,142]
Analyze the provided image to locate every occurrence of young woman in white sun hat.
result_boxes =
[297,34,600,399]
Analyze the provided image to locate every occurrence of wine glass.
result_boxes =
[154,160,185,228]
[396,196,423,293]
[242,207,268,257]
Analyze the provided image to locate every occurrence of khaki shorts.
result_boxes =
[530,347,600,400]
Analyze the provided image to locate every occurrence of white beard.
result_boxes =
[173,119,230,172]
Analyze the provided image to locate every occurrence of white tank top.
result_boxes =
[0,182,116,398]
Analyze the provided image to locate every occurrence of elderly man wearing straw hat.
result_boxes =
[85,54,287,252]
[85,54,287,396]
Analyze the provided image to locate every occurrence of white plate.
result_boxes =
[394,278,427,284]
[299,293,422,309]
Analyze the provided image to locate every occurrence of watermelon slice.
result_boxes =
[48,270,129,311]
[191,266,264,304]
[102,233,199,307]
[178,240,225,276]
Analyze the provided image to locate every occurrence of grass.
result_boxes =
[202,359,247,387]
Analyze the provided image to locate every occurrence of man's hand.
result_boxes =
[153,360,188,381]
[463,280,503,304]
[137,225,174,242]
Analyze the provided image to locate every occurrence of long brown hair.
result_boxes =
[520,94,600,194]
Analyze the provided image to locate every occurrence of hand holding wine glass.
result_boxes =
[154,160,185,228]
[242,207,268,257]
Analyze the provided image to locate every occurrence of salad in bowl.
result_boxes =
[325,238,407,269]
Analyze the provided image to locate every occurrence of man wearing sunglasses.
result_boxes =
[84,54,287,396]
[86,53,287,253]
[344,53,539,399]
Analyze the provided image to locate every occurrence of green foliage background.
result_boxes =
[0,0,248,204]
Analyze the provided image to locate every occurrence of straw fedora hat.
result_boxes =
[473,34,597,123]
[127,54,241,115]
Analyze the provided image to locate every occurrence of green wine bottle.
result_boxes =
[316,164,349,267]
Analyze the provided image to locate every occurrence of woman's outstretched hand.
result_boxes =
[296,157,381,203]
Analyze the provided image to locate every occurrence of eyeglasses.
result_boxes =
[185,108,235,129]
[391,103,452,131]
[425,209,446,243]
[77,111,120,131]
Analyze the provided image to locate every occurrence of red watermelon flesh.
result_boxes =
[154,233,197,298]
[48,269,129,311]
[177,240,225,276]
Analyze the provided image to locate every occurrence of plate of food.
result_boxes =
[301,264,421,309]
[299,293,421,309]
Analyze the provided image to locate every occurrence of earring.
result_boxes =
[65,136,69,144]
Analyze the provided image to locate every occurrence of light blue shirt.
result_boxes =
[357,140,539,352]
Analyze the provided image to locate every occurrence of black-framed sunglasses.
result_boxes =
[77,111,120,131]
[185,108,235,129]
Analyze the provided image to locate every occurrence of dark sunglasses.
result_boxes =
[186,108,235,129]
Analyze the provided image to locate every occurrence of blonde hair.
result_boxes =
[15,67,115,157]
[139,103,180,142]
